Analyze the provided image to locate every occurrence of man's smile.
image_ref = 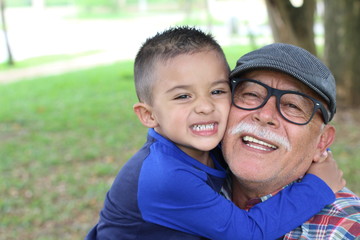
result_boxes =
[242,135,278,151]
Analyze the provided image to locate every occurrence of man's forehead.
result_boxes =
[240,69,322,98]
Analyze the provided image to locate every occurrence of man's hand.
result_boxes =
[307,150,346,193]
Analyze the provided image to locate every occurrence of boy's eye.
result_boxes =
[174,94,190,100]
[211,89,227,95]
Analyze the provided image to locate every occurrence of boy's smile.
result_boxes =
[149,50,230,163]
[191,122,218,136]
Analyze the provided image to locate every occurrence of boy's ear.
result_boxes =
[313,124,336,163]
[133,103,158,128]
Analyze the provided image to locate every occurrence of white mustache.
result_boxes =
[229,122,291,151]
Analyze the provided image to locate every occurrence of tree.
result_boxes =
[265,0,317,55]
[324,0,360,107]
[265,0,360,107]
[0,0,14,65]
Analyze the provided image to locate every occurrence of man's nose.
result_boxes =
[194,96,215,114]
[252,96,279,126]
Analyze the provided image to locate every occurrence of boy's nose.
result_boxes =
[194,97,215,114]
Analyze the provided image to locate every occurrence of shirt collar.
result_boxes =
[245,180,301,210]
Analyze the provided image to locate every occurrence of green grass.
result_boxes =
[0,45,359,239]
[0,60,146,239]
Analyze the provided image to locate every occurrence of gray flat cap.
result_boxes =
[230,43,336,122]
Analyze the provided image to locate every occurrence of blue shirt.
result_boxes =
[86,129,335,240]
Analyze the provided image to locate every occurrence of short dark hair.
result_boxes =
[134,26,229,104]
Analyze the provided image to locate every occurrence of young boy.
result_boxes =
[86,26,344,240]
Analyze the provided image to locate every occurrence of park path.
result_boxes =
[0,11,185,84]
[0,50,133,84]
[0,2,268,84]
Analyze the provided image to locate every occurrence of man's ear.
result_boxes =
[133,103,158,128]
[313,124,336,162]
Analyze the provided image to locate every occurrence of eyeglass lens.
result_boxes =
[233,80,316,124]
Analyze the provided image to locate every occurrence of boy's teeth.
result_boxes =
[243,136,277,149]
[192,123,214,131]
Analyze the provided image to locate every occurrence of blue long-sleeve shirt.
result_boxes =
[86,128,335,240]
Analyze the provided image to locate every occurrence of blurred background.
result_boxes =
[1,0,359,239]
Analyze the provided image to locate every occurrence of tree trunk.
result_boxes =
[0,0,14,66]
[324,0,360,107]
[265,0,317,55]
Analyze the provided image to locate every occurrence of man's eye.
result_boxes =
[287,103,301,109]
[242,91,260,98]
[281,100,302,110]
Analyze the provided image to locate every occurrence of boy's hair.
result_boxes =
[134,26,229,104]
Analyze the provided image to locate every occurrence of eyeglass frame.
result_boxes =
[230,78,330,125]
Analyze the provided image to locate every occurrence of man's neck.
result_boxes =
[231,175,291,209]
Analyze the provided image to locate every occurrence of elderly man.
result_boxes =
[222,43,360,239]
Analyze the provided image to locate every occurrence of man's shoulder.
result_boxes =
[283,188,360,239]
[313,187,360,222]
[335,187,360,200]
[328,187,360,216]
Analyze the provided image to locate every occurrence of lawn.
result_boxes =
[0,45,359,239]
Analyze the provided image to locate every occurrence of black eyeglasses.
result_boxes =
[231,78,330,125]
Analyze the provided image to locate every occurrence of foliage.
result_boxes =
[4,0,176,8]
[46,0,72,6]
[73,0,118,8]
[4,0,31,7]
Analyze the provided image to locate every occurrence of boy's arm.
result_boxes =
[139,151,344,240]
[139,172,336,240]
[231,150,344,239]
[307,150,346,193]
[246,174,335,238]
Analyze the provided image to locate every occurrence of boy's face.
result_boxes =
[150,50,230,159]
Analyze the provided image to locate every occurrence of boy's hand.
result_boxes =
[307,150,346,193]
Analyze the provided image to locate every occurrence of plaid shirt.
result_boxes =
[281,187,360,240]
[221,178,360,239]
